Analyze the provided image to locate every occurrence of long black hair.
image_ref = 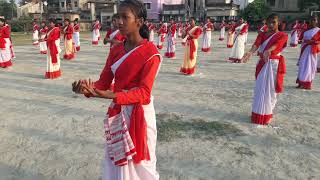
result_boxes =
[119,0,149,40]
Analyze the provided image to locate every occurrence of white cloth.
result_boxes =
[46,39,61,73]
[297,27,320,83]
[166,35,175,54]
[73,32,80,47]
[33,30,39,42]
[202,30,212,50]
[290,30,299,46]
[39,34,47,52]
[102,97,159,180]
[229,24,246,61]
[252,59,278,116]
[219,26,225,40]
[92,29,100,43]
[149,30,154,42]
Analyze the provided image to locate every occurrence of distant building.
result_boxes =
[205,0,239,21]
[184,0,239,21]
[144,0,184,21]
[162,3,185,21]
[17,1,43,19]
[265,0,309,18]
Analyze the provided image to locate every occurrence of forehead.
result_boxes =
[119,5,136,16]
[267,18,278,22]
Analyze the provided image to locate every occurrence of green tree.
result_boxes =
[239,0,271,26]
[0,0,17,19]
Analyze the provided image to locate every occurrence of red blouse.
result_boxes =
[254,32,288,56]
[94,40,161,105]
[0,25,10,38]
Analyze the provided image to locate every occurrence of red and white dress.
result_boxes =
[46,27,61,79]
[259,24,268,33]
[0,25,12,68]
[219,22,226,41]
[32,24,40,45]
[73,23,81,51]
[148,23,156,42]
[227,24,235,48]
[228,23,249,63]
[157,23,167,49]
[251,31,288,125]
[63,24,75,60]
[85,39,161,180]
[201,21,213,52]
[39,26,48,54]
[104,29,125,49]
[180,26,203,75]
[92,22,101,45]
[296,27,320,89]
[290,23,300,47]
[165,23,177,58]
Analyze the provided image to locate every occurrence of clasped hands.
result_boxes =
[72,79,116,99]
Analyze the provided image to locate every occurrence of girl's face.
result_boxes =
[118,6,142,36]
[64,21,69,25]
[267,17,279,31]
[0,21,4,27]
[112,19,118,28]
[49,22,55,28]
[311,17,318,27]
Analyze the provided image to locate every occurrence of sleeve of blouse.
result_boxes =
[253,33,264,47]
[240,25,248,34]
[193,28,202,39]
[276,33,288,47]
[93,51,115,91]
[113,56,161,105]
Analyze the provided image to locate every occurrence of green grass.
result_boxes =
[10,31,107,46]
[156,113,244,142]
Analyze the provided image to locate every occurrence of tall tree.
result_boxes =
[239,0,271,25]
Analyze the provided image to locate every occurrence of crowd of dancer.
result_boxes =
[1,0,320,178]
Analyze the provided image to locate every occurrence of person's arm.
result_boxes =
[114,56,161,104]
[241,33,263,63]
[72,49,115,96]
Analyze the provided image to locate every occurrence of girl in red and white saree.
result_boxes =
[157,22,167,49]
[290,20,301,47]
[0,18,13,68]
[228,18,249,63]
[45,19,62,79]
[296,16,320,90]
[201,18,213,52]
[219,20,226,41]
[242,14,288,125]
[63,19,75,60]
[165,19,177,58]
[72,1,161,179]
[39,21,48,54]
[104,14,125,49]
[73,19,81,52]
[180,18,202,75]
[92,19,101,45]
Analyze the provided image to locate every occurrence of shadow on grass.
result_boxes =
[156,113,245,142]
